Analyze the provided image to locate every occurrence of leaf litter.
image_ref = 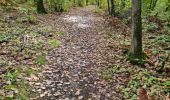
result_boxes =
[0,5,169,100]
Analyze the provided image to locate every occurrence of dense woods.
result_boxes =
[0,0,170,100]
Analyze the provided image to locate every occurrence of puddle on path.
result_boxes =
[63,15,93,29]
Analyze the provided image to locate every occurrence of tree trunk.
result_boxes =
[86,0,89,5]
[130,0,142,59]
[110,0,115,16]
[97,0,100,7]
[107,0,111,14]
[37,0,46,14]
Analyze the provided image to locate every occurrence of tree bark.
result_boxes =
[131,0,142,59]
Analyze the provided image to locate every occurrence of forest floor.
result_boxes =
[0,5,170,100]
[31,6,128,100]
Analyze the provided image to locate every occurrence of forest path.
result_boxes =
[32,6,122,100]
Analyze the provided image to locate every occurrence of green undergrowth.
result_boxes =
[0,10,62,99]
[0,66,31,100]
[36,53,47,65]
[48,39,61,48]
[122,68,170,100]
[101,64,170,100]
[100,65,131,82]
[101,21,170,100]
[126,34,169,99]
[146,34,170,68]
[94,8,104,14]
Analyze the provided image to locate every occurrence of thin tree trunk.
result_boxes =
[86,0,89,5]
[96,0,99,7]
[110,0,115,16]
[37,0,46,14]
[131,0,142,59]
[107,0,111,14]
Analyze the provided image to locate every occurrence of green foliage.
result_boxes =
[18,7,30,14]
[77,0,86,7]
[151,35,170,53]
[48,39,61,48]
[0,33,10,43]
[25,67,34,76]
[1,67,30,100]
[143,22,158,32]
[36,53,46,65]
[154,35,170,45]
[0,33,19,44]
[128,52,147,65]
[47,0,72,12]
[122,69,170,100]
[94,7,103,13]
[101,67,113,81]
[5,68,20,84]
[115,0,131,12]
[26,15,36,24]
[101,65,121,81]
[32,40,43,50]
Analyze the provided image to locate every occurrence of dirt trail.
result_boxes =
[32,6,122,100]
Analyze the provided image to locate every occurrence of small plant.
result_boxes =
[48,39,61,48]
[33,40,44,50]
[25,67,34,76]
[153,35,170,45]
[100,65,119,81]
[101,69,113,81]
[143,21,158,32]
[5,68,20,84]
[0,33,11,44]
[111,65,119,73]
[1,67,30,100]
[26,15,36,24]
[0,60,8,67]
[36,53,46,65]
[18,7,29,14]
